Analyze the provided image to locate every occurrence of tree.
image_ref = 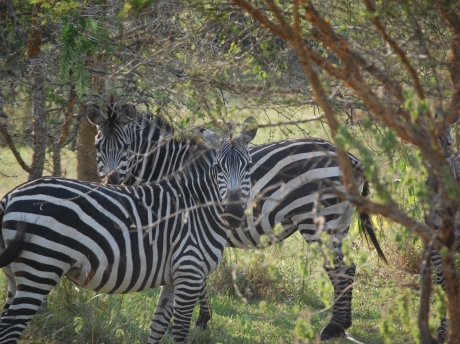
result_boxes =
[2,0,459,341]
[1,1,117,182]
[227,0,460,342]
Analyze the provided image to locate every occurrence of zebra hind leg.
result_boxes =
[195,279,212,330]
[320,254,356,341]
[0,282,57,344]
[432,248,448,344]
[437,315,447,344]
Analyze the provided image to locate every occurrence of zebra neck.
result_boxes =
[142,170,228,232]
[126,123,203,184]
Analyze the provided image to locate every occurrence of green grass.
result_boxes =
[5,231,430,344]
[0,146,77,197]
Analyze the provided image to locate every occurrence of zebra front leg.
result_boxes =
[195,279,212,330]
[170,275,203,343]
[148,285,175,343]
[320,254,356,341]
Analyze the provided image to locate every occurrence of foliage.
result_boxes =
[1,0,460,342]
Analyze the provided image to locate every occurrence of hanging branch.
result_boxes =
[436,1,460,128]
[230,2,460,340]
[0,123,32,174]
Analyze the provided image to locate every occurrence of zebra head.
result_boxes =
[86,101,137,184]
[206,116,258,228]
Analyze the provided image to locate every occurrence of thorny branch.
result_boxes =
[229,0,460,341]
[363,0,426,101]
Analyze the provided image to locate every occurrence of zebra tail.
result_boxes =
[358,179,388,264]
[0,201,29,268]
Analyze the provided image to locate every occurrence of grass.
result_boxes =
[6,230,429,344]
[0,146,78,196]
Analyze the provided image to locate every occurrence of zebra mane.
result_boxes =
[131,109,218,183]
[151,114,206,147]
[106,95,121,125]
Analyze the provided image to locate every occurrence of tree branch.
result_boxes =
[304,0,406,105]
[0,123,32,174]
[436,1,460,128]
[363,0,425,101]
[232,0,290,40]
[6,0,27,43]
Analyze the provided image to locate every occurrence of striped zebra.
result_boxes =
[87,101,387,340]
[0,120,257,344]
[427,150,460,343]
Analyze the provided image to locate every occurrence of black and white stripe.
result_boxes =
[90,102,386,340]
[426,150,460,344]
[0,127,256,344]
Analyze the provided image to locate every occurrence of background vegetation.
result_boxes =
[1,0,459,343]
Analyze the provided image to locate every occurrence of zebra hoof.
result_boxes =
[320,323,346,341]
[194,317,210,330]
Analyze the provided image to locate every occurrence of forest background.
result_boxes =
[1,0,460,343]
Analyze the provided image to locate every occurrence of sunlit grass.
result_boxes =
[0,147,78,197]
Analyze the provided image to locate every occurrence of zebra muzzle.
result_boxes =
[105,171,120,185]
[222,189,245,228]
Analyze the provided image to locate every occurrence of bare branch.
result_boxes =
[232,0,290,40]
[363,0,426,101]
[0,122,32,174]
[436,1,460,126]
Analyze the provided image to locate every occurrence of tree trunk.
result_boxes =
[27,4,47,181]
[76,53,104,182]
[76,113,99,182]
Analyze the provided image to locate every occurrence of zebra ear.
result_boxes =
[86,102,107,126]
[201,128,222,147]
[118,103,136,126]
[238,116,258,144]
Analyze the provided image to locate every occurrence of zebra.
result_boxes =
[0,118,257,344]
[426,149,460,343]
[87,101,387,340]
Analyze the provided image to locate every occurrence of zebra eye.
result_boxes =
[215,164,222,172]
